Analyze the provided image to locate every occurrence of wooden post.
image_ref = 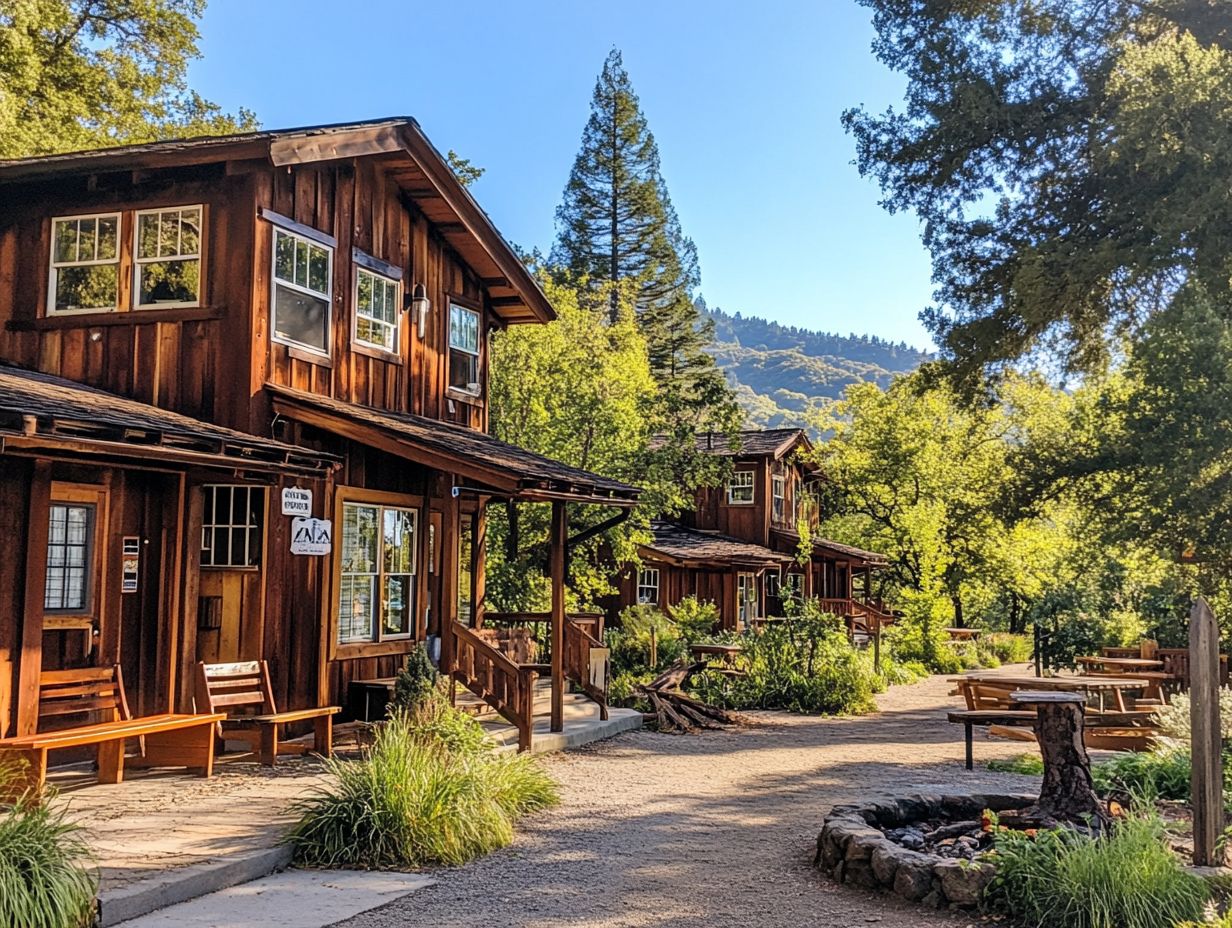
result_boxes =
[873,616,882,674]
[1190,596,1224,867]
[16,461,52,736]
[549,501,566,733]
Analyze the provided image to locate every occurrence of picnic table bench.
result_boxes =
[946,707,1158,770]
[688,643,745,676]
[0,666,223,801]
[195,660,338,766]
[945,627,982,642]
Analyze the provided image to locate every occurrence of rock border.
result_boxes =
[815,793,1036,909]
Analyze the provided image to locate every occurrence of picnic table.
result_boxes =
[945,627,981,642]
[952,672,1150,712]
[689,643,744,672]
[1075,656,1165,673]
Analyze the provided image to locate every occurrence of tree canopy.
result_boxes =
[0,0,255,159]
[844,0,1232,387]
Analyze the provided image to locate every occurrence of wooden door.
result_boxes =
[194,485,267,664]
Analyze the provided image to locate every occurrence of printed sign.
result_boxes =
[121,536,141,593]
[290,517,332,556]
[281,487,313,516]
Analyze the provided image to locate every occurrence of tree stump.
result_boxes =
[1010,691,1110,830]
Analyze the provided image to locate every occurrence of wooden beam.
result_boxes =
[550,501,566,733]
[1191,596,1225,866]
[269,125,406,167]
[16,461,51,736]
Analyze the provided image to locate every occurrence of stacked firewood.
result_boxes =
[634,661,742,733]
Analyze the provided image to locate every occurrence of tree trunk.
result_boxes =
[1008,592,1023,634]
[1011,694,1110,830]
[952,593,964,628]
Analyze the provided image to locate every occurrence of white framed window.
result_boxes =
[785,572,805,596]
[45,502,96,611]
[201,485,265,569]
[448,302,481,395]
[354,267,400,353]
[772,475,786,522]
[338,501,417,644]
[134,206,202,307]
[766,572,781,598]
[48,213,121,314]
[737,572,758,625]
[272,226,332,355]
[637,568,660,605]
[727,470,755,505]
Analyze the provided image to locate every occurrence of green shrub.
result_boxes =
[607,605,685,676]
[667,596,720,643]
[1092,748,1192,803]
[287,702,557,869]
[987,753,1044,775]
[390,644,440,714]
[1153,690,1232,745]
[983,814,1207,928]
[983,632,1033,664]
[691,604,879,715]
[0,786,96,928]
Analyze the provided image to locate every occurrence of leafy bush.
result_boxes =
[667,596,720,642]
[987,753,1044,775]
[983,632,1033,665]
[983,814,1207,928]
[883,589,969,673]
[1153,690,1232,745]
[0,785,96,928]
[607,605,685,676]
[390,644,439,714]
[288,699,557,869]
[692,605,879,715]
[1092,748,1192,804]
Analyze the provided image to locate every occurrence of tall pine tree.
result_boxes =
[552,49,739,512]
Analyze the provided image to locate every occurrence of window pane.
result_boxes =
[449,348,478,392]
[294,239,309,288]
[180,208,201,255]
[357,271,372,311]
[449,305,479,352]
[97,217,118,260]
[342,504,379,573]
[383,508,415,574]
[55,265,117,311]
[53,220,77,263]
[78,218,96,261]
[339,575,376,642]
[45,503,92,611]
[137,214,160,259]
[159,213,179,256]
[138,258,199,305]
[273,284,329,352]
[308,246,329,294]
[275,231,295,282]
[383,575,412,637]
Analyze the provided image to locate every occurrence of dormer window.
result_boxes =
[49,213,121,313]
[727,470,754,505]
[448,302,481,395]
[272,225,332,355]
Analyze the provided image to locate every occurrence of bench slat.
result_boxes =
[207,691,266,708]
[0,714,224,751]
[224,707,341,726]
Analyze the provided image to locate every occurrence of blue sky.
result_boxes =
[193,0,934,349]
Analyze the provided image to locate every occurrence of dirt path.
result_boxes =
[341,669,1041,928]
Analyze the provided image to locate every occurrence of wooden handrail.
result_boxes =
[449,622,539,752]
[563,618,609,721]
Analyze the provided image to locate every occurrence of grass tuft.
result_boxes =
[986,753,1044,775]
[0,787,96,928]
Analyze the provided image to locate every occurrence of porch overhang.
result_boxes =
[808,537,889,568]
[266,385,640,507]
[0,364,336,477]
[641,521,794,571]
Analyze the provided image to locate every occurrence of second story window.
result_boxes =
[727,470,754,505]
[49,213,120,313]
[355,267,400,353]
[272,227,332,355]
[637,568,660,605]
[772,475,786,522]
[135,206,201,307]
[448,303,481,395]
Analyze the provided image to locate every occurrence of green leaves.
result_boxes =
[0,0,256,159]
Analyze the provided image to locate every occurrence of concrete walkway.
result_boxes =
[340,667,1045,928]
[50,696,638,926]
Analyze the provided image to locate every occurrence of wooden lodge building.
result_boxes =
[614,429,892,631]
[0,118,638,751]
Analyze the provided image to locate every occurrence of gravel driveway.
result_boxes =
[340,669,1041,928]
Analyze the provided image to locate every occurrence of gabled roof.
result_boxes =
[0,363,335,475]
[808,537,889,567]
[685,428,819,466]
[267,384,639,506]
[642,521,793,569]
[0,118,553,326]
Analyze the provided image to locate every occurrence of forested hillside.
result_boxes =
[703,306,932,428]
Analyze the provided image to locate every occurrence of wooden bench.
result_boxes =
[947,708,1159,770]
[195,661,339,766]
[0,666,223,801]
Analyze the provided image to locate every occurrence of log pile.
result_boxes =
[635,661,743,733]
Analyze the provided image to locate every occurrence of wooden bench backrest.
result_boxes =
[1157,649,1230,688]
[957,680,1015,710]
[194,661,277,718]
[38,665,132,729]
[1140,639,1159,661]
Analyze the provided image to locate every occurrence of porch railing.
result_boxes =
[448,621,540,752]
[481,612,610,718]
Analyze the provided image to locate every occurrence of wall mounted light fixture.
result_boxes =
[407,283,430,339]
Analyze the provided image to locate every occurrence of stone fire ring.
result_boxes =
[815,793,1036,909]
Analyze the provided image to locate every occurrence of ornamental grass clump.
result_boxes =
[287,695,557,869]
[0,777,96,928]
[982,814,1207,928]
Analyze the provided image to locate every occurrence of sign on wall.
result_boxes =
[121,536,141,593]
[290,517,332,556]
[281,487,313,516]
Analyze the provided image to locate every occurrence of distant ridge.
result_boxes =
[703,305,932,429]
